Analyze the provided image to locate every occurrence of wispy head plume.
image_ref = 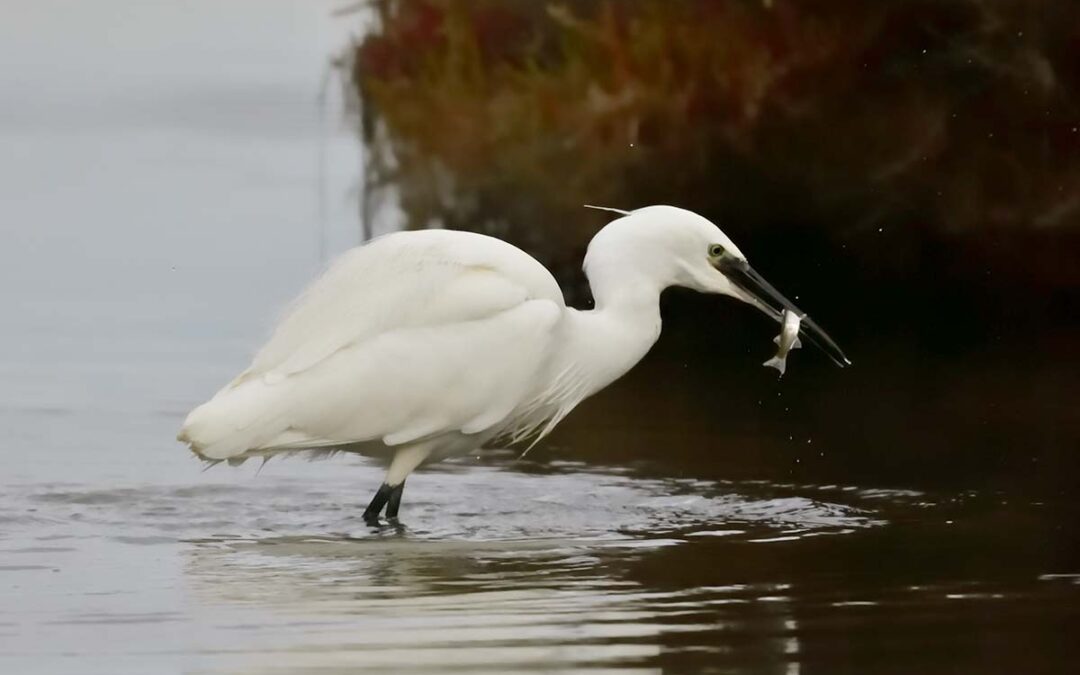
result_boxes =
[583,204,632,216]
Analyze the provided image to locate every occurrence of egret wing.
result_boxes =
[179,230,566,459]
[256,298,562,452]
[246,229,563,382]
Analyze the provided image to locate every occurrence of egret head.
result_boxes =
[584,205,849,366]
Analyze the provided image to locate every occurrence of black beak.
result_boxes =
[717,255,851,367]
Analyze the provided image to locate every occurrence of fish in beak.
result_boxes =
[717,255,851,368]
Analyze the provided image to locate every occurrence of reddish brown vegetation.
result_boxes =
[345,0,1080,287]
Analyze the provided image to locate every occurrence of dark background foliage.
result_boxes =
[344,0,1079,496]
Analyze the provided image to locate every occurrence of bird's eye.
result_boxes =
[708,244,725,258]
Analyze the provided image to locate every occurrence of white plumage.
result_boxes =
[181,229,567,459]
[178,205,846,520]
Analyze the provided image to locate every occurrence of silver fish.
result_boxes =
[763,309,802,376]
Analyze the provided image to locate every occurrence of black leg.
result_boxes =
[385,481,405,519]
[362,483,394,523]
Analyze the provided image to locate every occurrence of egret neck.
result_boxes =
[563,264,666,399]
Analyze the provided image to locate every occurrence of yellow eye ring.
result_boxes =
[708,244,725,257]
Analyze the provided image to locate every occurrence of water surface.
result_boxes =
[4,446,1079,674]
[1,2,1078,673]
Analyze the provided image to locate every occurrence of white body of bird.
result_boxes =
[178,205,847,520]
[763,309,803,376]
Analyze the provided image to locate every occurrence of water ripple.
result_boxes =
[12,461,895,547]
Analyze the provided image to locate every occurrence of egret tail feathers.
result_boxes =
[178,379,295,460]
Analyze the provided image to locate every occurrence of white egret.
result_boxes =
[178,205,848,522]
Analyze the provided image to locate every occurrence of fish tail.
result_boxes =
[763,356,786,376]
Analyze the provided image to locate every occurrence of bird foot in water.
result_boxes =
[362,482,405,524]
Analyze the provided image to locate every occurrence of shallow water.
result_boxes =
[4,449,1080,674]
[3,2,1079,673]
